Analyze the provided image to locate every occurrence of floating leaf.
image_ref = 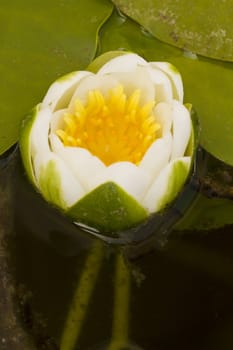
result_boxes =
[170,56,233,167]
[99,11,233,166]
[98,9,182,60]
[0,0,113,155]
[175,194,233,232]
[112,0,233,61]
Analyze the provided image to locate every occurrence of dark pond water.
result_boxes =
[1,147,233,350]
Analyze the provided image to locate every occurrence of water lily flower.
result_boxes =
[20,52,194,233]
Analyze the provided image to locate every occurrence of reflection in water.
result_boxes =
[1,147,233,350]
[0,146,36,349]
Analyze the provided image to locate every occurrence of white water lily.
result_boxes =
[20,52,194,232]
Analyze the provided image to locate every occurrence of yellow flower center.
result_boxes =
[56,85,160,165]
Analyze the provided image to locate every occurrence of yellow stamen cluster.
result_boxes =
[56,85,160,165]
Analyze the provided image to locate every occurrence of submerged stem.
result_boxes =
[60,240,105,350]
[108,252,131,350]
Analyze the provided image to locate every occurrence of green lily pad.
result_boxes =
[98,9,182,60]
[112,0,233,62]
[176,194,233,232]
[0,0,113,155]
[169,56,233,167]
[99,11,233,166]
[68,182,148,233]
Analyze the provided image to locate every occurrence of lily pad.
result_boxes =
[176,194,233,232]
[170,56,233,167]
[98,9,182,60]
[99,11,233,166]
[0,0,113,155]
[112,0,233,62]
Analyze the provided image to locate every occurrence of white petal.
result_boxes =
[97,53,147,74]
[139,133,172,179]
[88,161,150,202]
[30,106,51,158]
[35,152,85,209]
[171,100,192,160]
[151,62,183,102]
[33,152,46,181]
[107,67,155,104]
[50,134,106,190]
[68,74,119,111]
[142,157,191,213]
[153,102,173,136]
[50,109,66,134]
[42,71,92,111]
[146,66,173,102]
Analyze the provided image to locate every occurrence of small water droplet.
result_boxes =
[140,26,154,38]
[117,47,128,52]
[115,6,127,21]
[183,50,198,60]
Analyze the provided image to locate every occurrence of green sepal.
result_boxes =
[155,105,197,213]
[184,105,199,158]
[38,159,66,210]
[67,181,148,233]
[19,104,40,185]
[157,159,191,211]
